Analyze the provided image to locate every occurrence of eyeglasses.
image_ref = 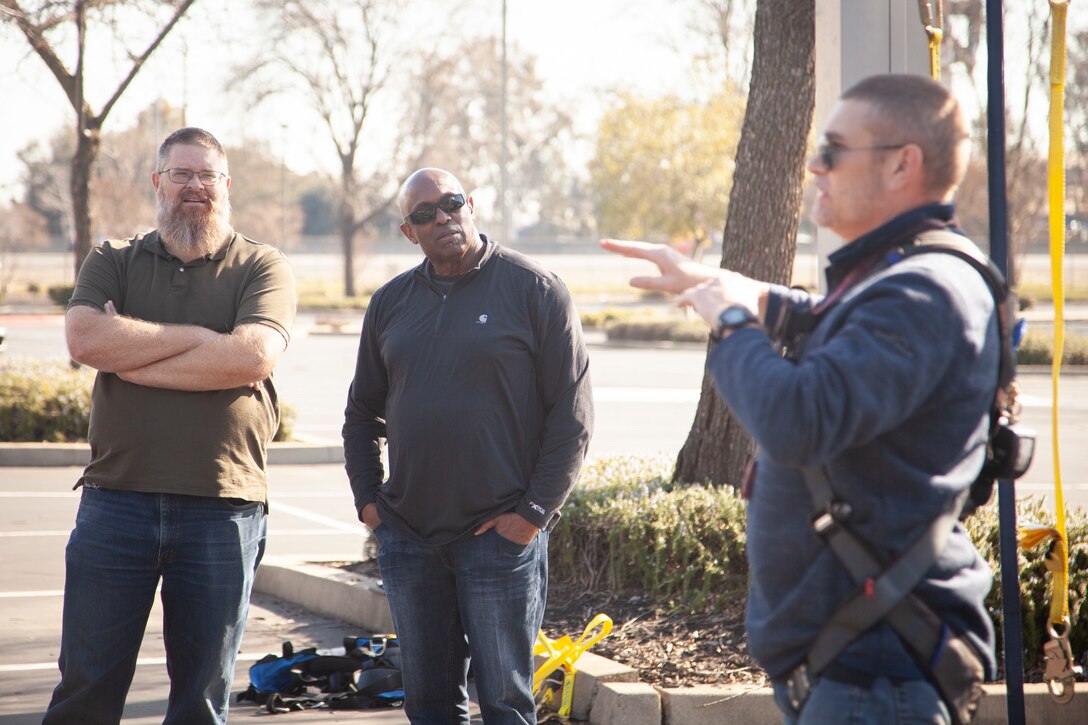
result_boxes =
[403,194,466,225]
[816,138,906,171]
[159,168,228,186]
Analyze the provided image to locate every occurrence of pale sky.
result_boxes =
[0,0,710,199]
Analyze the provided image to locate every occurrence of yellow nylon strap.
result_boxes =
[926,26,943,80]
[533,613,613,714]
[1046,0,1071,624]
[1019,524,1069,624]
[917,1,944,79]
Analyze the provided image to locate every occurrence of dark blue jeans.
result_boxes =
[773,675,951,724]
[373,523,548,725]
[44,486,266,725]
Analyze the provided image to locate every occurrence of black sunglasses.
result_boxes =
[404,194,466,225]
[816,137,906,171]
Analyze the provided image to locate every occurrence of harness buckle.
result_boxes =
[812,502,853,537]
[1043,619,1081,704]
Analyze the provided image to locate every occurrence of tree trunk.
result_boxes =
[70,127,101,279]
[673,0,815,487]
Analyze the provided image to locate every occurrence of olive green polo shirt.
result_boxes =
[68,230,296,502]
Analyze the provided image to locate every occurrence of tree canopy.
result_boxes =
[590,91,744,256]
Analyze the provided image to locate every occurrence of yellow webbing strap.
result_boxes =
[917,0,944,79]
[533,613,612,718]
[1048,0,1070,557]
[1019,0,1078,704]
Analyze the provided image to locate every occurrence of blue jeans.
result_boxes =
[773,674,950,724]
[373,523,548,725]
[44,486,266,725]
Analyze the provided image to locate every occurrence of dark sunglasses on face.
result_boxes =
[816,137,906,171]
[404,194,466,225]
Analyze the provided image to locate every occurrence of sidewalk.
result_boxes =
[3,452,1087,724]
[253,557,1088,725]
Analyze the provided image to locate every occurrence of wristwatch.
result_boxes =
[710,305,759,342]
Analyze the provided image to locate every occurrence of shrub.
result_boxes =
[0,357,296,443]
[295,280,371,311]
[579,307,661,330]
[47,285,74,307]
[1017,330,1088,366]
[0,358,94,442]
[550,454,747,612]
[605,317,709,343]
[964,497,1088,676]
[274,402,296,442]
[1014,283,1088,304]
[552,454,1087,674]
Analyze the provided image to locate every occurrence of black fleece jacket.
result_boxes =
[342,237,594,544]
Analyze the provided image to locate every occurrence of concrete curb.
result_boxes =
[253,559,1088,724]
[0,440,344,467]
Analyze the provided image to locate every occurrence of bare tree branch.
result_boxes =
[98,0,196,122]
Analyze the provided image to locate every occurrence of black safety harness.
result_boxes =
[779,229,1029,725]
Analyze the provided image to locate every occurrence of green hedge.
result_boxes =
[1017,330,1088,366]
[964,496,1088,674]
[551,454,747,612]
[552,454,1088,675]
[0,357,294,442]
[604,317,710,343]
[580,306,1088,363]
[295,280,371,311]
[47,285,74,307]
[0,359,95,442]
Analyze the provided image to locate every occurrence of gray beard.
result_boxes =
[155,190,233,259]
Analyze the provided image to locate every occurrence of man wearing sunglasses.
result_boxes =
[603,75,997,724]
[343,168,593,723]
[48,127,295,724]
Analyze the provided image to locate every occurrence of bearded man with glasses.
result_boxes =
[47,127,296,724]
[343,167,593,724]
[603,75,997,724]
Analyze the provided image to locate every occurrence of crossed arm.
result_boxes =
[66,303,288,392]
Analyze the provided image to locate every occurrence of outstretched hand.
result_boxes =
[600,238,769,329]
[599,239,719,294]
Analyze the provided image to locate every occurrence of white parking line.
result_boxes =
[593,386,700,403]
[0,590,63,598]
[268,528,363,537]
[0,530,71,537]
[271,501,362,535]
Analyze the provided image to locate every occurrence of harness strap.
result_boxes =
[801,465,967,674]
[788,465,981,723]
[780,229,1007,723]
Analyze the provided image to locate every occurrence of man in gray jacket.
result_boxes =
[343,168,593,724]
[604,75,996,724]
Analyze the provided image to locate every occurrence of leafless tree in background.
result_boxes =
[239,0,409,297]
[0,0,195,279]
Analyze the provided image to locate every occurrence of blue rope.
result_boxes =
[985,1,1025,722]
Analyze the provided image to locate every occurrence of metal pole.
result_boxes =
[985,1,1025,722]
[500,0,510,243]
[280,123,287,247]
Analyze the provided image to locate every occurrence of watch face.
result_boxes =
[720,306,756,329]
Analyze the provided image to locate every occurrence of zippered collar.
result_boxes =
[412,234,496,291]
[824,203,958,290]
